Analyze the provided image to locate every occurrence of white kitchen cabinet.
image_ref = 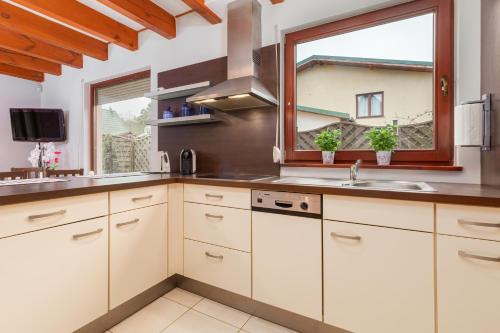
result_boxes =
[323,195,434,232]
[0,192,108,239]
[184,202,251,252]
[110,184,168,214]
[437,234,500,333]
[252,211,322,320]
[184,238,251,297]
[323,220,434,333]
[0,217,108,333]
[184,184,251,209]
[110,204,166,309]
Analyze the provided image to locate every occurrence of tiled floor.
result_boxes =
[108,288,297,333]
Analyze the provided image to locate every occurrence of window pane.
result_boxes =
[371,93,383,116]
[94,76,151,174]
[295,13,435,151]
[357,95,369,117]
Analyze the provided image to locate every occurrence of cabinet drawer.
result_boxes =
[0,192,108,239]
[184,202,251,252]
[110,185,168,214]
[184,184,250,209]
[110,204,165,309]
[437,235,500,333]
[324,195,433,231]
[184,239,251,297]
[0,217,108,333]
[437,204,500,241]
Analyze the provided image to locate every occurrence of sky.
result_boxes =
[102,97,150,120]
[297,13,434,63]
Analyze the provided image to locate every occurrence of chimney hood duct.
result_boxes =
[187,0,278,111]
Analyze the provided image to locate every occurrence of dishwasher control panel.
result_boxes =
[251,190,322,218]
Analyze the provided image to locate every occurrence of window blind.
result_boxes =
[95,77,150,105]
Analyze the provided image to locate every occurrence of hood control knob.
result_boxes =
[300,202,309,210]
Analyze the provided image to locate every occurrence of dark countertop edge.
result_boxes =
[0,175,499,208]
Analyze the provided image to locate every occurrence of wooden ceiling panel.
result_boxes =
[0,48,61,75]
[11,0,139,51]
[0,63,44,82]
[182,0,221,24]
[0,1,108,60]
[98,0,176,39]
[0,27,83,68]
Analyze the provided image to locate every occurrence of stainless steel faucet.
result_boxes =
[350,160,362,183]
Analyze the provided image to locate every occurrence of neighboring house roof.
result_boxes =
[102,108,130,135]
[297,55,434,72]
[297,105,352,120]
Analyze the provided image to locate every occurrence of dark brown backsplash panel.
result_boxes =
[157,44,280,176]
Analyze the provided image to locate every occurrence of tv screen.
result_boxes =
[10,108,66,142]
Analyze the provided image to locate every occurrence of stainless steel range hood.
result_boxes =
[187,0,278,111]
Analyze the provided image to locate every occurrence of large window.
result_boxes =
[90,71,151,174]
[284,0,453,165]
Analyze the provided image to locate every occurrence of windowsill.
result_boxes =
[282,162,463,171]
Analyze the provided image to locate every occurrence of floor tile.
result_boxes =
[242,316,298,333]
[162,309,238,333]
[163,288,203,308]
[193,298,251,328]
[110,298,188,333]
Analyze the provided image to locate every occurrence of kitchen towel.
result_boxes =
[454,103,484,146]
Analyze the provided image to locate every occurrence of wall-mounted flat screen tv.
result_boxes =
[10,108,66,142]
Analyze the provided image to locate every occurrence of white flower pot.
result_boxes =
[376,151,392,166]
[322,151,335,164]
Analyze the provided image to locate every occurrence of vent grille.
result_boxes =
[252,50,261,66]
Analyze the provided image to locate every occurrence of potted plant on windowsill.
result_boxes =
[366,125,398,166]
[314,129,342,164]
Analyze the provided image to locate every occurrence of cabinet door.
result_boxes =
[0,217,108,333]
[323,220,434,333]
[252,211,322,320]
[110,204,165,309]
[437,235,500,333]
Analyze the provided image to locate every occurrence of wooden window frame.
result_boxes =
[89,70,151,171]
[356,92,384,118]
[284,0,454,165]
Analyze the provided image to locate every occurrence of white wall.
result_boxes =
[39,0,482,183]
[0,75,41,171]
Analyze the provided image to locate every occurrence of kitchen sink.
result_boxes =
[345,180,436,192]
[273,177,436,192]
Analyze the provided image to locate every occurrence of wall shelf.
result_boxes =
[144,81,210,100]
[146,114,219,127]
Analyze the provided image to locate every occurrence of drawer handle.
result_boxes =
[132,195,153,202]
[28,209,67,221]
[116,218,140,228]
[205,213,224,220]
[458,250,500,263]
[330,232,362,241]
[73,228,103,240]
[458,219,500,228]
[205,251,224,260]
[205,193,223,200]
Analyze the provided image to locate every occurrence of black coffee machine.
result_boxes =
[180,149,196,175]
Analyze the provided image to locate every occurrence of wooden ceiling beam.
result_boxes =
[0,27,83,68]
[11,0,138,51]
[0,1,108,60]
[182,0,222,24]
[97,0,176,39]
[0,48,61,75]
[0,63,44,82]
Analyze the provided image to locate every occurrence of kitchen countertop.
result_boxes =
[0,173,500,207]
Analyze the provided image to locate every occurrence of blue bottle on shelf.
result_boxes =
[163,106,173,119]
[180,102,192,117]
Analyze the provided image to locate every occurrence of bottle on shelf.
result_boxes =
[180,102,192,117]
[163,106,174,119]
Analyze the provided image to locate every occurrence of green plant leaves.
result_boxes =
[314,129,342,151]
[366,125,399,152]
